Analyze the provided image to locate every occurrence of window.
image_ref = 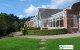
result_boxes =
[48,20,52,27]
[48,11,64,28]
[53,21,55,27]
[73,15,77,27]
[44,23,47,27]
[60,16,63,19]
[56,20,59,27]
[56,17,60,20]
[60,19,63,27]
[48,22,52,27]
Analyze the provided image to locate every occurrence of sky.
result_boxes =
[0,0,80,18]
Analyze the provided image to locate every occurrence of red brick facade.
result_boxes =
[64,2,80,33]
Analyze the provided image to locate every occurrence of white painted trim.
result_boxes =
[41,27,65,29]
[71,27,78,28]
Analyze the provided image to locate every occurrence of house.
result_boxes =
[37,8,62,28]
[25,2,80,33]
[25,16,38,27]
[37,2,80,33]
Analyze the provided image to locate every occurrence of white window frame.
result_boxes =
[72,15,78,28]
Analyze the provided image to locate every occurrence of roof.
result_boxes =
[64,2,80,10]
[38,8,62,19]
[64,6,72,10]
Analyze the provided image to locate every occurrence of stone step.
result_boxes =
[39,42,45,45]
[39,47,45,50]
[41,39,46,42]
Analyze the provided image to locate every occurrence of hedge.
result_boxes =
[22,29,67,35]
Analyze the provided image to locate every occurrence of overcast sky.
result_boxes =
[0,0,80,18]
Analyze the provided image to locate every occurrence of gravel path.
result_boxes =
[18,33,80,39]
[10,32,23,36]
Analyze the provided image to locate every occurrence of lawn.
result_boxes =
[45,37,80,50]
[0,37,80,50]
[0,37,40,50]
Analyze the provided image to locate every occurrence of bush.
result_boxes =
[0,29,5,37]
[22,29,67,35]
[22,30,27,35]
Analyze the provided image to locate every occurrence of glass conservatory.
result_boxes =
[47,11,64,28]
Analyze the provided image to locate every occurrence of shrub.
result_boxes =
[22,30,28,35]
[0,29,5,37]
[22,29,67,35]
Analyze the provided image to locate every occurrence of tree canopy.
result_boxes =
[0,13,20,36]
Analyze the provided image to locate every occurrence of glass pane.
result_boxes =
[56,17,60,20]
[73,15,77,27]
[53,21,55,27]
[60,16,63,19]
[53,18,55,20]
[44,23,47,27]
[48,22,52,27]
[56,20,59,27]
[60,19,63,27]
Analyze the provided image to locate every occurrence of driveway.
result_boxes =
[18,33,80,39]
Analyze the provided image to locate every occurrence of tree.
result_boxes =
[19,18,26,28]
[0,13,20,36]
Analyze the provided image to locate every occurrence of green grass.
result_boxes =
[0,37,40,50]
[0,37,80,50]
[45,37,80,50]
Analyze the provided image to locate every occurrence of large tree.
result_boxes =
[0,13,20,36]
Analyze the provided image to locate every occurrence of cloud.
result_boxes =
[24,4,47,16]
[24,4,38,16]
[24,0,79,16]
[50,0,78,8]
[19,0,26,2]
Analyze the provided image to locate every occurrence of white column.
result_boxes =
[59,17,60,27]
[55,18,56,27]
[52,19,53,27]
